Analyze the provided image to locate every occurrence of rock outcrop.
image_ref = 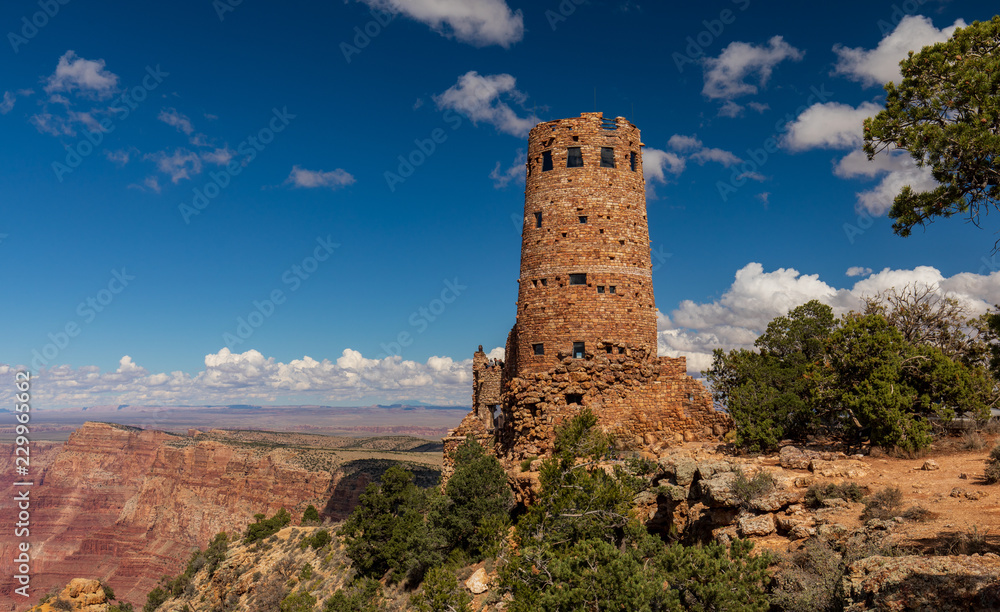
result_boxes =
[842,554,1000,611]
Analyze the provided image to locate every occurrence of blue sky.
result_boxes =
[3,0,1000,409]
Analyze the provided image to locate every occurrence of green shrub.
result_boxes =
[902,505,934,522]
[301,529,332,550]
[142,586,169,612]
[323,578,385,612]
[519,456,537,471]
[985,444,1000,484]
[731,468,777,509]
[444,436,514,559]
[804,482,866,507]
[280,591,317,612]
[244,508,292,543]
[770,538,844,612]
[861,487,904,521]
[299,562,313,581]
[301,504,321,525]
[410,566,471,612]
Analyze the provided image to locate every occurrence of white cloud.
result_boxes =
[747,101,770,113]
[718,100,744,118]
[643,147,686,184]
[702,35,804,100]
[781,101,882,151]
[45,51,119,98]
[490,148,526,189]
[146,148,204,183]
[105,149,132,166]
[0,348,477,409]
[658,262,1000,374]
[835,149,937,215]
[833,15,966,87]
[158,108,195,135]
[285,165,356,189]
[0,91,15,114]
[434,71,539,137]
[667,134,702,152]
[201,147,235,166]
[356,0,523,48]
[690,147,741,167]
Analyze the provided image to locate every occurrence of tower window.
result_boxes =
[579,215,588,223]
[600,147,615,168]
[542,151,553,171]
[609,285,617,294]
[567,147,583,168]
[534,211,542,228]
[630,151,637,172]
[565,393,583,405]
[533,343,544,356]
[605,345,612,354]
[569,273,586,285]
[572,342,585,358]
[597,286,605,294]
[541,278,548,287]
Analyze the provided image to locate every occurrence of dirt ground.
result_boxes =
[740,434,1000,555]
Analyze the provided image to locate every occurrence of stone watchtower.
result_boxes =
[445,113,730,483]
[510,112,656,375]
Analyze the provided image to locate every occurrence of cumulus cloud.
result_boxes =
[285,166,356,189]
[833,15,966,87]
[355,0,523,47]
[658,262,1000,374]
[434,71,539,137]
[0,348,483,409]
[781,101,882,151]
[45,51,119,98]
[490,148,526,189]
[645,135,742,189]
[643,147,686,184]
[702,35,804,100]
[835,149,937,215]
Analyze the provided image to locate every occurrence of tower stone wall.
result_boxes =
[444,112,730,485]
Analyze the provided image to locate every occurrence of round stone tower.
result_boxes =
[510,112,657,375]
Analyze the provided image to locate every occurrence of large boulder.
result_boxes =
[842,554,1000,611]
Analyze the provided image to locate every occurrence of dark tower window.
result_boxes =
[630,151,637,172]
[533,343,544,356]
[609,285,617,294]
[567,147,583,168]
[542,151,553,171]
[578,215,588,224]
[600,147,615,168]
[572,342,585,358]
[569,273,586,285]
[541,278,547,286]
[565,393,583,405]
[597,286,605,294]
[534,211,542,228]
[605,345,613,354]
